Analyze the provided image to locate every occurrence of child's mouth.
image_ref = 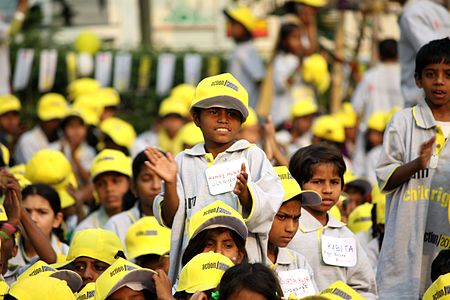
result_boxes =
[432,90,446,98]
[215,128,230,132]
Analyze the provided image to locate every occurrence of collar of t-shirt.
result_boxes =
[184,139,253,157]
[298,208,346,233]
[413,102,437,130]
[276,247,297,266]
[435,121,450,138]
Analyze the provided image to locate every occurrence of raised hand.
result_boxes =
[234,163,250,203]
[417,136,436,169]
[144,147,178,184]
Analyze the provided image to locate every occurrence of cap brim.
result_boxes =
[192,215,248,240]
[50,270,83,292]
[346,179,372,195]
[107,269,156,298]
[191,96,248,120]
[294,190,322,206]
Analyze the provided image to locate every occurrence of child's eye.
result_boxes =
[277,215,287,221]
[224,242,235,249]
[424,71,435,78]
[331,180,341,185]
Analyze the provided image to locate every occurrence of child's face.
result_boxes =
[133,166,162,206]
[23,194,62,238]
[283,28,303,57]
[107,286,147,300]
[64,118,87,147]
[72,257,110,287]
[302,163,342,214]
[227,19,247,40]
[94,172,130,212]
[161,114,185,138]
[194,108,242,148]
[292,115,314,135]
[238,125,261,144]
[202,229,243,264]
[415,62,450,108]
[0,111,20,135]
[366,129,383,148]
[269,200,301,248]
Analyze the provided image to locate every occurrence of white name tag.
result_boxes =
[429,154,438,169]
[205,158,249,196]
[321,235,357,267]
[278,268,316,299]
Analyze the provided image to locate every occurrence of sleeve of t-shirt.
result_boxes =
[240,45,265,82]
[273,55,299,94]
[351,75,369,114]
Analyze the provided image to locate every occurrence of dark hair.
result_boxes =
[431,250,450,282]
[60,115,85,131]
[378,39,398,61]
[415,37,450,76]
[181,227,248,267]
[217,263,283,300]
[289,144,346,188]
[103,135,130,156]
[132,149,166,183]
[274,22,301,54]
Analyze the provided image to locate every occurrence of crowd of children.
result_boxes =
[0,0,449,299]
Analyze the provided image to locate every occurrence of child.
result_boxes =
[75,149,132,231]
[104,150,162,244]
[224,5,265,109]
[375,37,450,298]
[0,94,23,156]
[287,144,377,298]
[99,117,136,156]
[217,262,283,300]
[145,73,284,282]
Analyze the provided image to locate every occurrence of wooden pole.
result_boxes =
[330,10,345,114]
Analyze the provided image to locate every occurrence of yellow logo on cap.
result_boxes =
[136,230,158,237]
[211,80,239,92]
[109,264,137,278]
[202,206,232,216]
[202,260,232,271]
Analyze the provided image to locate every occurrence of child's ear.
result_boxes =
[130,181,138,198]
[193,112,201,127]
[414,73,423,88]
[53,212,64,229]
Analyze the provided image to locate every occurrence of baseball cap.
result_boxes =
[75,282,95,300]
[90,149,132,181]
[188,200,248,240]
[158,97,189,118]
[291,97,318,119]
[224,5,257,33]
[347,203,373,234]
[8,276,76,300]
[0,204,8,222]
[25,149,78,208]
[9,164,31,189]
[170,84,196,108]
[99,117,137,150]
[191,73,249,120]
[16,260,83,293]
[55,228,125,268]
[0,143,10,167]
[67,78,101,100]
[274,166,321,205]
[0,94,21,115]
[37,93,68,121]
[95,257,156,300]
[97,88,120,107]
[242,107,258,128]
[423,273,450,300]
[367,111,388,132]
[291,0,327,7]
[318,280,364,300]
[302,54,330,94]
[63,106,88,125]
[179,122,204,147]
[176,252,234,293]
[125,216,171,259]
[312,115,345,143]
[73,94,104,126]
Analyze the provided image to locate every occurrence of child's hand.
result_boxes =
[234,163,250,203]
[144,147,178,184]
[263,115,276,138]
[153,269,175,300]
[1,170,22,227]
[417,136,436,169]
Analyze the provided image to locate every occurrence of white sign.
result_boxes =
[156,53,176,96]
[13,48,34,91]
[184,53,202,85]
[38,49,58,92]
[278,268,316,299]
[0,44,11,94]
[205,157,249,196]
[113,52,132,92]
[321,235,357,267]
[95,52,113,87]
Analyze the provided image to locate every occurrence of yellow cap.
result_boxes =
[73,93,104,126]
[347,203,373,234]
[95,257,156,300]
[177,252,234,293]
[90,149,132,181]
[367,111,388,132]
[319,280,365,299]
[302,54,330,94]
[68,78,101,100]
[188,200,248,240]
[312,115,345,143]
[25,149,78,208]
[371,185,386,225]
[57,228,124,268]
[9,164,31,189]
[423,273,450,300]
[9,276,76,300]
[63,106,89,125]
[0,94,21,115]
[274,166,321,205]
[16,260,83,293]
[170,84,196,108]
[191,73,249,120]
[0,280,8,297]
[37,93,68,121]
[158,97,190,118]
[75,282,96,300]
[242,107,258,128]
[0,143,10,166]
[291,97,318,119]
[125,216,171,259]
[99,117,137,150]
[0,204,8,222]
[97,88,120,107]
[224,5,257,32]
[75,31,101,55]
[179,122,204,147]
[333,103,357,128]
[292,0,327,7]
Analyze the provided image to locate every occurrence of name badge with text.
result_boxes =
[321,235,357,267]
[278,268,316,299]
[205,157,249,196]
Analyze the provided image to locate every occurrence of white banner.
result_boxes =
[77,52,94,77]
[13,48,34,91]
[184,53,202,85]
[0,44,10,94]
[156,53,176,96]
[38,49,58,92]
[113,52,132,92]
[95,52,113,87]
